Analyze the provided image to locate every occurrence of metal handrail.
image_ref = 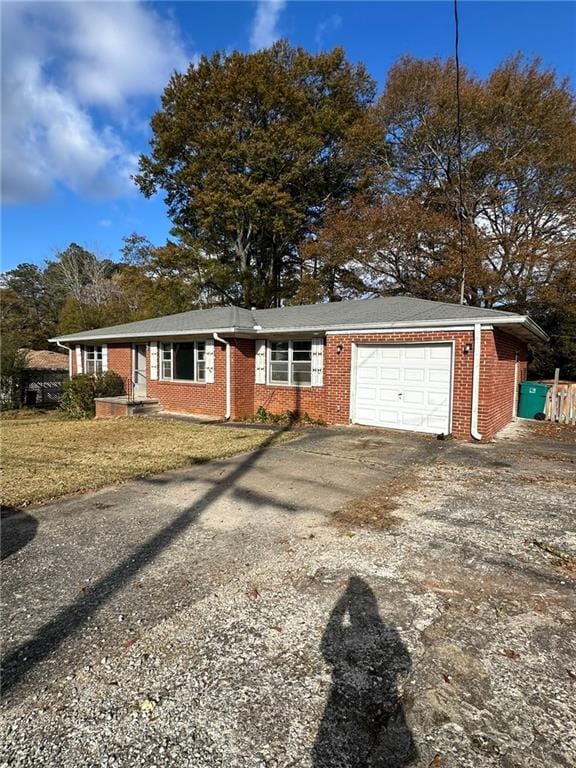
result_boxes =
[129,369,147,404]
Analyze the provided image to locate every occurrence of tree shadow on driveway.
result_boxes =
[0,428,292,698]
[313,577,418,768]
[1,507,38,561]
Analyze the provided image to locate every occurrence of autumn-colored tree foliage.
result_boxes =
[135,41,378,308]
[308,57,576,302]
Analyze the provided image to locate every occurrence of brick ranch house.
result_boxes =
[50,296,547,441]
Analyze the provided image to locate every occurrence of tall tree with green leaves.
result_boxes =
[135,41,378,308]
[1,263,64,347]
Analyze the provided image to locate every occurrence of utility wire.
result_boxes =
[454,0,466,304]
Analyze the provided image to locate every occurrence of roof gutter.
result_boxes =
[48,327,245,344]
[471,323,483,441]
[213,333,231,421]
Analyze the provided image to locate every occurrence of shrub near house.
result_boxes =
[60,371,124,418]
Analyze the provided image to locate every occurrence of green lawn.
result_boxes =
[1,415,294,508]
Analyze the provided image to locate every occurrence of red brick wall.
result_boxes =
[78,329,527,440]
[478,330,528,438]
[254,382,328,421]
[231,339,256,418]
[95,399,129,418]
[108,344,132,391]
[71,345,79,375]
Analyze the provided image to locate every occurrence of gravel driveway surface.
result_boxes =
[1,422,575,767]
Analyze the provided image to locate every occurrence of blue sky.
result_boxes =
[2,1,575,271]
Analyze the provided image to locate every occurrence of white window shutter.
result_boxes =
[205,339,215,383]
[75,345,83,374]
[149,341,158,380]
[102,344,108,372]
[255,340,266,384]
[311,337,324,387]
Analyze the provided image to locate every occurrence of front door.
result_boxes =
[133,344,147,398]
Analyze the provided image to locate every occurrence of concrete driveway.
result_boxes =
[1,422,575,767]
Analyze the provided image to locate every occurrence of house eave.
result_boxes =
[49,314,547,345]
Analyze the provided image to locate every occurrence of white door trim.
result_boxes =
[350,340,455,436]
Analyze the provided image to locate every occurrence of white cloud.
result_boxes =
[315,14,342,49]
[1,1,190,204]
[249,0,286,51]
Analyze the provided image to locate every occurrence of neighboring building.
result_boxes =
[50,297,547,440]
[20,349,69,407]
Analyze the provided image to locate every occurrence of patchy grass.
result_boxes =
[1,416,296,508]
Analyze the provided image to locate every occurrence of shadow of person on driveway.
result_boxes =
[313,577,418,768]
[1,507,38,561]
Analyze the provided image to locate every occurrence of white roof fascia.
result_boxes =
[49,327,243,343]
[325,324,492,336]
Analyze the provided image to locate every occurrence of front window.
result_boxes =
[160,342,206,382]
[85,345,103,374]
[269,340,311,385]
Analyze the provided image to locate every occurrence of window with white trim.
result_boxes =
[269,340,312,385]
[160,342,206,382]
[84,345,103,374]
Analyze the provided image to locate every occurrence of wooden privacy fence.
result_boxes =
[544,380,576,425]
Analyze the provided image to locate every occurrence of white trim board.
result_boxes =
[327,325,486,336]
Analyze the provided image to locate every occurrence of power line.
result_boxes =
[454,0,466,304]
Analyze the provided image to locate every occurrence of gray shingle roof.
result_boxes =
[51,296,545,342]
[254,296,515,330]
[52,306,255,341]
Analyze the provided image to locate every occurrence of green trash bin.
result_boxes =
[517,381,549,419]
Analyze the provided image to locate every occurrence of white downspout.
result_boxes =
[471,323,482,441]
[512,351,520,420]
[213,333,231,420]
[56,340,73,377]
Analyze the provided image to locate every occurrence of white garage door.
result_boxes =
[353,343,453,435]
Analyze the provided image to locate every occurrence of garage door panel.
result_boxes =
[404,368,425,383]
[404,347,427,360]
[378,408,401,424]
[377,388,401,404]
[356,385,377,400]
[357,366,378,382]
[355,406,378,422]
[354,343,452,435]
[403,390,425,405]
[379,367,401,381]
[429,345,451,359]
[428,392,449,406]
[427,415,450,430]
[428,368,451,384]
[401,412,426,427]
[377,347,402,360]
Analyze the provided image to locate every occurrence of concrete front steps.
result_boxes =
[94,396,161,418]
[95,396,223,423]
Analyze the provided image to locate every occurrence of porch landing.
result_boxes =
[94,396,161,418]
